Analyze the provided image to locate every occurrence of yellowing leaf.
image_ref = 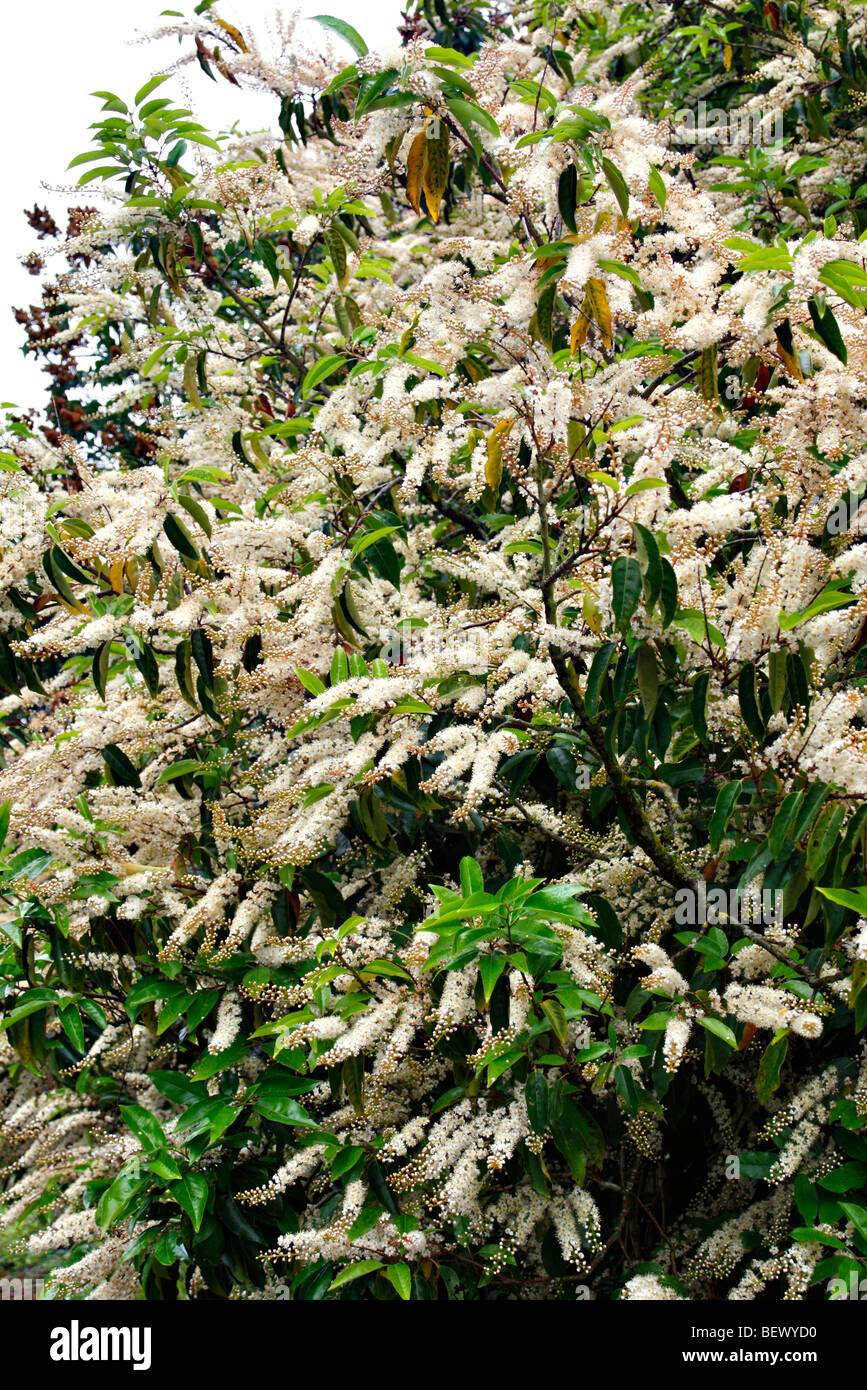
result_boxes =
[699,343,719,401]
[567,419,587,456]
[774,320,804,381]
[325,228,348,289]
[584,277,612,350]
[406,127,427,216]
[384,133,402,177]
[485,418,513,493]
[215,18,248,51]
[723,43,733,70]
[776,340,804,382]
[183,355,202,409]
[535,283,555,350]
[582,590,603,635]
[421,118,450,223]
[571,313,591,353]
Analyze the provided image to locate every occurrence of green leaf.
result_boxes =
[328,1260,384,1291]
[149,1071,207,1107]
[631,523,662,608]
[460,856,484,896]
[58,1002,85,1052]
[101,744,141,788]
[135,74,171,106]
[738,661,764,742]
[817,884,867,915]
[648,165,666,211]
[673,608,725,649]
[819,258,867,309]
[600,157,629,218]
[792,782,829,841]
[164,512,199,564]
[524,885,591,920]
[503,539,544,555]
[324,64,358,95]
[611,556,642,631]
[756,1031,788,1105]
[558,165,577,233]
[838,1202,867,1245]
[147,1151,182,1183]
[584,640,616,715]
[156,759,203,786]
[636,644,659,719]
[253,1095,315,1126]
[190,1040,249,1081]
[790,1228,850,1250]
[126,977,181,1020]
[710,781,742,854]
[384,1262,412,1300]
[0,988,59,1032]
[120,1103,168,1152]
[170,1172,209,1231]
[625,478,665,498]
[312,15,368,57]
[541,998,568,1044]
[173,1098,239,1142]
[691,670,710,746]
[697,1016,737,1049]
[768,791,802,859]
[818,1163,867,1193]
[806,803,846,881]
[92,640,112,701]
[659,559,678,627]
[360,958,413,981]
[525,1073,549,1134]
[597,258,643,289]
[152,1228,188,1266]
[478,954,506,1006]
[424,46,474,68]
[547,744,579,790]
[331,1144,364,1178]
[779,584,855,631]
[330,647,349,685]
[768,648,787,714]
[132,640,160,698]
[808,297,847,364]
[535,283,555,351]
[97,1166,144,1230]
[447,97,499,138]
[302,354,348,397]
[640,1011,677,1030]
[296,667,327,696]
[549,1095,604,1179]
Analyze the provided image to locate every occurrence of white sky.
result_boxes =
[1,0,402,411]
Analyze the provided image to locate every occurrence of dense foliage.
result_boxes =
[3,0,867,1300]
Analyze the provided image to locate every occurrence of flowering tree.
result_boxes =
[2,0,867,1301]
